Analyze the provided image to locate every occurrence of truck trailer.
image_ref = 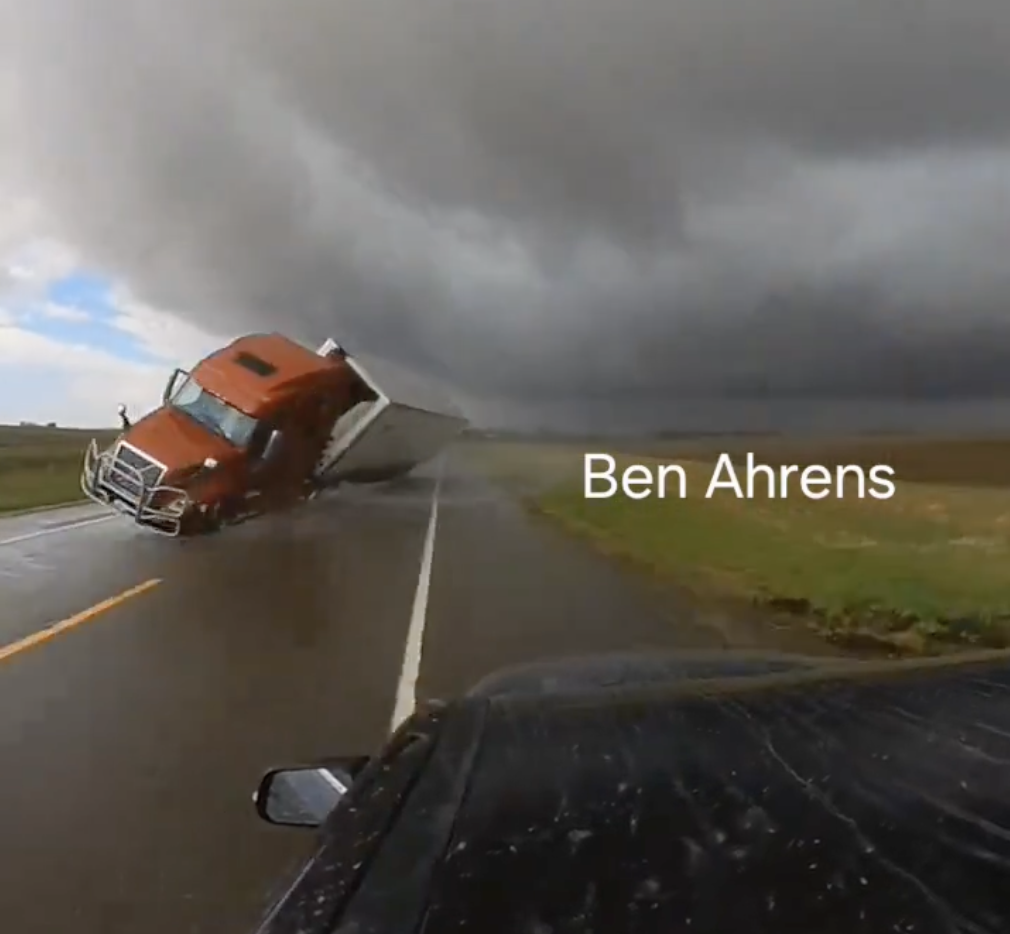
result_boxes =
[80,333,468,536]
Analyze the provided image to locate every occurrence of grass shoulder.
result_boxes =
[464,440,1010,655]
[0,425,118,513]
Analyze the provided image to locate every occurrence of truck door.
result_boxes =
[247,396,331,510]
[246,413,301,511]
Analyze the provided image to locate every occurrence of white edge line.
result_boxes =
[389,460,443,733]
[0,514,115,548]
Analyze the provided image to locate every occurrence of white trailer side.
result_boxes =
[312,341,468,484]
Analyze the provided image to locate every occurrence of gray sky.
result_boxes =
[4,0,1010,426]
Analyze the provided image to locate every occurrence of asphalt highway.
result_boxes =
[0,451,732,934]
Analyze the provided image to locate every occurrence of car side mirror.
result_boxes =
[253,762,362,828]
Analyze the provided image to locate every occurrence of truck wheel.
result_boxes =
[201,502,224,534]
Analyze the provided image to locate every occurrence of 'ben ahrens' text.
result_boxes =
[584,453,896,500]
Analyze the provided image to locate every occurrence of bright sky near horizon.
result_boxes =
[0,238,231,427]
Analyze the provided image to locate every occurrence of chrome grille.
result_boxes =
[81,436,191,537]
[104,443,165,501]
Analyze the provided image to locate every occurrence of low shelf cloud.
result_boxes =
[3,0,1010,427]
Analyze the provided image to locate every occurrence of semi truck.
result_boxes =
[79,333,468,536]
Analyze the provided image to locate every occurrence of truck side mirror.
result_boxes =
[261,429,283,462]
[117,403,131,430]
[163,368,187,405]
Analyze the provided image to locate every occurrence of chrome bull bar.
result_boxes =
[80,438,192,537]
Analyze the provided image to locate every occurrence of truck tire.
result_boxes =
[200,501,225,534]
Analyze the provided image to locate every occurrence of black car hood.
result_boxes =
[256,650,1010,934]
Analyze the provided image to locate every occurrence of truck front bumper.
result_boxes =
[80,438,194,537]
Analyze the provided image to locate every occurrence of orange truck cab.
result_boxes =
[80,333,467,537]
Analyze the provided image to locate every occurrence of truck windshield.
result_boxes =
[169,375,258,447]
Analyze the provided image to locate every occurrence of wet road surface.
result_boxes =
[0,452,733,934]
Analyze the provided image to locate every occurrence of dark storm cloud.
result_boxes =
[5,0,1010,424]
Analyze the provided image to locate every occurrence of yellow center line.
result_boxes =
[0,578,163,664]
